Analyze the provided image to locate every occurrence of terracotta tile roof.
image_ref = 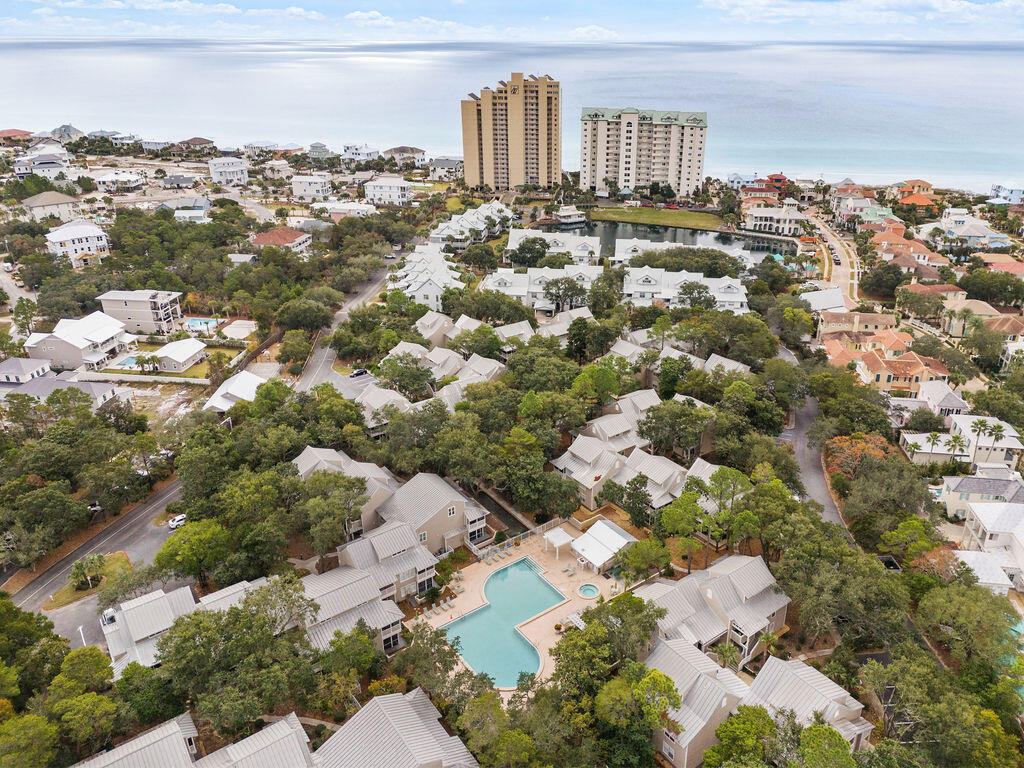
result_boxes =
[903,283,962,295]
[867,329,913,352]
[898,193,937,207]
[984,315,1024,335]
[0,129,31,138]
[252,226,307,246]
[988,261,1024,275]
[904,179,931,186]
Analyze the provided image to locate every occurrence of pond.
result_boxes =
[557,220,796,266]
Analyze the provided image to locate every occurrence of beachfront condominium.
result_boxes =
[461,72,562,191]
[580,107,707,197]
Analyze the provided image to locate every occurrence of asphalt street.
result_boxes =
[14,480,182,648]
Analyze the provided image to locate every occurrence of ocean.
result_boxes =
[1,39,1022,192]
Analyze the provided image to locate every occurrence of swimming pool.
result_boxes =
[579,584,599,598]
[114,355,138,369]
[443,558,565,688]
[185,317,217,332]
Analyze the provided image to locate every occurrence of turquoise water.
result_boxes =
[116,355,138,368]
[580,584,599,598]
[443,558,565,688]
[185,317,216,332]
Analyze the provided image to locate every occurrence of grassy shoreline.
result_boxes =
[589,207,724,231]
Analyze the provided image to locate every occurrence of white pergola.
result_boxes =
[544,527,575,560]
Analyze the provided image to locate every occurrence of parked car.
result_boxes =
[88,501,104,515]
[349,368,369,378]
[168,513,187,530]
[2,262,12,273]
[641,201,655,208]
[665,204,680,209]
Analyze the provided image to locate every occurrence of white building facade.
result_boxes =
[45,220,110,268]
[580,107,707,196]
[208,156,249,186]
[364,176,412,206]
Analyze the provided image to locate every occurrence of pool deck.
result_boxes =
[409,523,621,688]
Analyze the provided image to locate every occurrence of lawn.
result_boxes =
[42,551,131,610]
[589,207,724,231]
[445,196,483,214]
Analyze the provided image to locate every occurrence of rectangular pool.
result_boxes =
[184,317,217,332]
[442,557,564,688]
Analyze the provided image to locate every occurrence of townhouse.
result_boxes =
[901,414,1021,468]
[506,228,600,265]
[98,289,182,334]
[940,297,1001,338]
[428,200,514,250]
[45,220,110,268]
[646,639,749,768]
[389,245,465,311]
[414,310,456,347]
[623,266,749,313]
[816,311,897,339]
[376,472,492,554]
[338,520,438,602]
[742,657,874,751]
[612,237,682,266]
[24,311,135,370]
[480,265,602,312]
[634,554,790,668]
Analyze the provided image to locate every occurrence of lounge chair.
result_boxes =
[427,603,436,615]
[562,564,571,573]
[455,585,465,594]
[567,567,575,577]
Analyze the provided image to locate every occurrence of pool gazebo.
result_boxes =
[570,519,638,573]
[543,527,575,560]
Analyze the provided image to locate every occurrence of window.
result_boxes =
[662,741,675,760]
[419,531,427,543]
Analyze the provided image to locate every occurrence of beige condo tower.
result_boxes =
[461,72,562,191]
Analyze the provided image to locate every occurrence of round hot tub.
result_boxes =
[579,583,600,598]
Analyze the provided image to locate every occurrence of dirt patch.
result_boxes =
[1,476,177,595]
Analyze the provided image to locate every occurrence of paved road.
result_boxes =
[781,397,845,529]
[14,481,182,647]
[813,214,859,301]
[297,270,390,393]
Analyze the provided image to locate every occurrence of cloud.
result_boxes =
[701,0,1024,28]
[568,24,619,40]
[247,5,324,19]
[345,9,394,26]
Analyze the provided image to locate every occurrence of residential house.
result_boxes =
[555,205,587,225]
[24,311,134,370]
[45,220,110,268]
[493,320,535,355]
[506,228,600,265]
[156,196,212,213]
[899,282,966,303]
[154,338,206,373]
[341,143,381,162]
[611,237,681,266]
[375,472,491,553]
[382,146,428,166]
[727,172,758,190]
[429,200,513,250]
[208,156,248,186]
[356,385,413,437]
[312,689,478,768]
[608,449,688,509]
[202,370,267,412]
[69,712,202,767]
[13,149,72,180]
[161,174,195,189]
[634,554,790,667]
[800,286,849,314]
[937,465,1024,520]
[291,173,331,200]
[931,208,1012,250]
[481,265,602,312]
[941,297,1002,337]
[428,156,463,181]
[961,501,1024,589]
[857,350,948,397]
[954,550,1014,595]
[170,137,217,155]
[252,226,312,256]
[817,311,897,339]
[316,201,378,220]
[307,141,335,161]
[551,435,626,509]
[742,657,873,751]
[646,639,749,768]
[581,411,650,455]
[292,446,399,539]
[989,183,1024,206]
[704,353,752,376]
[743,198,806,236]
[1,374,117,411]
[243,140,277,157]
[985,315,1024,354]
[98,289,183,334]
[623,266,749,313]
[95,169,144,193]
[364,176,412,206]
[414,310,455,347]
[389,245,464,311]
[536,306,594,346]
[0,357,49,383]
[901,414,1021,468]
[338,521,437,601]
[917,379,970,423]
[22,190,79,222]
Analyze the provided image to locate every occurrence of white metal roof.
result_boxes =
[571,519,637,569]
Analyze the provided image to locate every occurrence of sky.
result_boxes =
[1,0,1022,41]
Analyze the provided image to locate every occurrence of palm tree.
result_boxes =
[714,641,740,670]
[985,422,1006,464]
[758,630,780,658]
[905,441,921,460]
[948,433,969,462]
[926,432,941,458]
[970,420,990,466]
